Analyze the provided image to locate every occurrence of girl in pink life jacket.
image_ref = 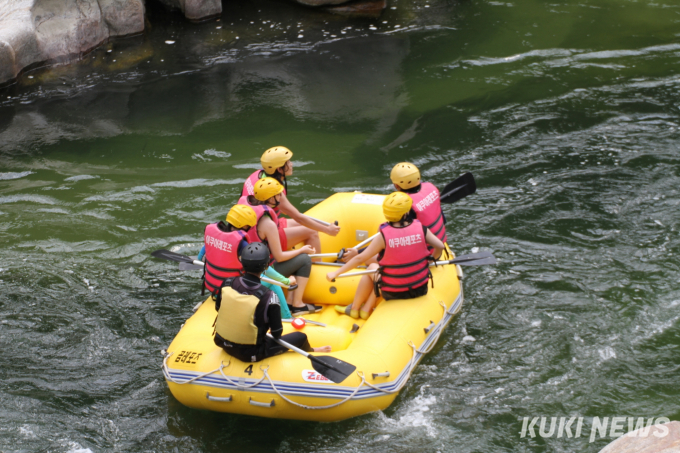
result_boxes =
[337,161,448,264]
[390,162,447,244]
[241,146,340,258]
[244,177,322,317]
[201,204,257,295]
[198,205,294,319]
[326,192,445,320]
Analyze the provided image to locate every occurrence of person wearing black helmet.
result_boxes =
[213,243,331,362]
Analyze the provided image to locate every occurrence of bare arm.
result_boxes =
[278,193,340,236]
[326,235,385,281]
[259,216,314,262]
[425,229,445,260]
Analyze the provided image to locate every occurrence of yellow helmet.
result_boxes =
[261,146,293,175]
[226,204,257,229]
[390,162,421,189]
[383,192,413,222]
[253,177,284,202]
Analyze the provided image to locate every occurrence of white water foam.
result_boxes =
[0,194,59,205]
[152,178,243,188]
[598,346,617,361]
[232,163,262,169]
[0,171,34,180]
[65,442,93,453]
[64,175,99,182]
[19,425,36,438]
[376,390,439,438]
[203,149,232,159]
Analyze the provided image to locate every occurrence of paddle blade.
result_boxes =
[310,355,356,384]
[454,256,497,266]
[440,172,476,204]
[179,261,203,271]
[151,249,194,264]
[452,251,494,262]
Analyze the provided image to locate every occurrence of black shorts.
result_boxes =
[381,282,429,300]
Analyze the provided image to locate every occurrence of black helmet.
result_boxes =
[240,243,270,274]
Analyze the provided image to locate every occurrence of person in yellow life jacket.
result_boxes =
[239,177,322,317]
[213,242,331,362]
[241,146,340,256]
[326,192,445,319]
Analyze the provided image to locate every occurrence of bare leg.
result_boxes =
[364,255,379,266]
[290,276,309,308]
[284,225,321,261]
[350,263,379,312]
[359,291,378,319]
[313,345,332,352]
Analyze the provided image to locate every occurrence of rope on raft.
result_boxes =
[262,367,367,410]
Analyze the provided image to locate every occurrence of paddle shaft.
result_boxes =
[312,262,367,268]
[308,217,338,227]
[354,232,380,250]
[309,233,379,258]
[269,334,311,357]
[269,335,350,376]
[282,318,327,327]
[333,253,496,279]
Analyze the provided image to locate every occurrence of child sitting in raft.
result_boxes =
[214,242,331,363]
[242,146,340,258]
[198,205,294,319]
[326,192,445,319]
[239,177,322,316]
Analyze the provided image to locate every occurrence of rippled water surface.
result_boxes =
[1,0,680,451]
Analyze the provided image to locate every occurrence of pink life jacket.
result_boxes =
[241,170,286,217]
[203,222,248,294]
[377,220,432,293]
[237,195,285,252]
[241,170,262,197]
[407,182,447,243]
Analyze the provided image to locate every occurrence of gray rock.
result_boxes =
[0,0,144,85]
[599,421,680,453]
[155,0,222,21]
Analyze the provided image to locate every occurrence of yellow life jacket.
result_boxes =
[215,286,267,345]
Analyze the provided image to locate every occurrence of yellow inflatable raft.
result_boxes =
[162,192,463,422]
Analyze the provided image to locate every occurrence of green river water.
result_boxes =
[1,0,679,451]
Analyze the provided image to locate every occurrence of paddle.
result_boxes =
[179,261,202,271]
[282,318,327,327]
[354,232,380,249]
[440,172,476,204]
[309,249,346,259]
[151,249,296,289]
[308,217,339,227]
[331,251,496,280]
[267,334,356,384]
[312,262,367,268]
